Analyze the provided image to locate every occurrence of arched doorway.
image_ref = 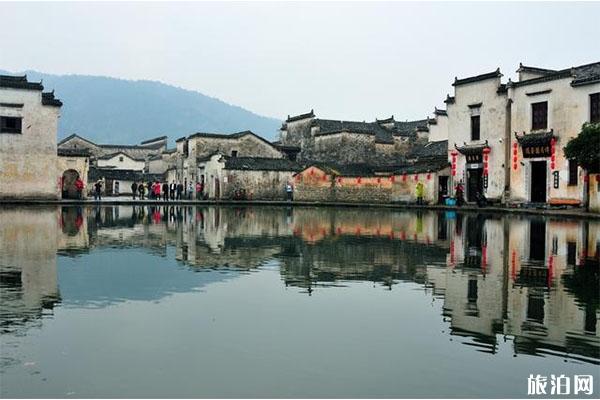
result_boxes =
[62,169,80,199]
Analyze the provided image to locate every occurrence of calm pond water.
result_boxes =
[0,205,598,398]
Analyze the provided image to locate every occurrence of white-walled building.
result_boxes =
[507,62,600,205]
[443,61,600,208]
[0,75,63,200]
[445,69,509,203]
[97,151,145,171]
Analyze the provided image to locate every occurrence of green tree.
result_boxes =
[564,123,600,173]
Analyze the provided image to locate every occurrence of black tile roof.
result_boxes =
[98,151,146,161]
[224,157,301,172]
[508,61,600,88]
[58,134,99,148]
[515,130,556,146]
[394,156,450,174]
[433,108,447,116]
[571,62,600,87]
[0,75,43,90]
[444,95,455,104]
[57,148,90,157]
[286,110,315,123]
[89,167,159,182]
[313,118,395,144]
[410,140,448,159]
[394,119,429,136]
[516,63,557,75]
[140,136,167,145]
[376,116,395,124]
[454,141,490,156]
[41,91,62,107]
[301,163,377,177]
[453,68,502,87]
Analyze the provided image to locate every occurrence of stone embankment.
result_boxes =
[1,198,598,220]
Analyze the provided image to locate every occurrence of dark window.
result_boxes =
[568,160,578,186]
[532,102,548,130]
[527,292,545,322]
[119,156,124,162]
[0,116,22,134]
[231,150,238,157]
[183,141,189,157]
[471,115,480,141]
[591,93,600,123]
[567,242,577,266]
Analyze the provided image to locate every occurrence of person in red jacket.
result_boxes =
[75,177,84,199]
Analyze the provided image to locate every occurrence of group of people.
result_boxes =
[130,180,205,201]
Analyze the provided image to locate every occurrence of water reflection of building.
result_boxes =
[1,205,598,364]
[0,208,60,333]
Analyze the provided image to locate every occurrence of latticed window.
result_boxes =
[568,159,578,186]
[471,115,480,141]
[0,116,22,134]
[591,93,600,123]
[531,102,548,130]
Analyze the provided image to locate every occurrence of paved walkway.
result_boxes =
[2,197,598,220]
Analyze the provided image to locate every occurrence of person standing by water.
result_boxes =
[170,181,176,201]
[286,182,293,201]
[162,181,169,201]
[139,182,145,200]
[154,181,161,200]
[75,177,84,200]
[131,182,138,200]
[195,181,201,200]
[187,182,193,200]
[94,180,102,201]
[415,181,424,205]
[455,181,464,207]
[176,182,183,200]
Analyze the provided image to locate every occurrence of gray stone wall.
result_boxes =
[223,169,295,200]
[195,135,283,159]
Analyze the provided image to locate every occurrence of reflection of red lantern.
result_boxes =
[321,174,327,181]
[414,174,419,181]
[337,177,343,184]
[376,177,381,184]
[402,173,407,182]
[596,175,600,182]
[390,176,395,183]
[584,174,589,183]
[357,177,362,184]
[309,168,314,176]
[426,173,431,180]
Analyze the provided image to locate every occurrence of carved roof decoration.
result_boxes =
[515,130,556,146]
[453,68,502,86]
[454,141,490,156]
[286,109,315,123]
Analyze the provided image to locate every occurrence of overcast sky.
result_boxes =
[1,1,599,122]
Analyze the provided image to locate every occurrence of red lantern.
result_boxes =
[357,177,362,184]
[337,177,343,184]
[551,162,555,170]
[414,174,419,181]
[513,142,517,149]
[376,177,381,184]
[426,173,431,180]
[309,168,314,176]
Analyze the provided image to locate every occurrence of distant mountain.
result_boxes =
[0,70,282,144]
